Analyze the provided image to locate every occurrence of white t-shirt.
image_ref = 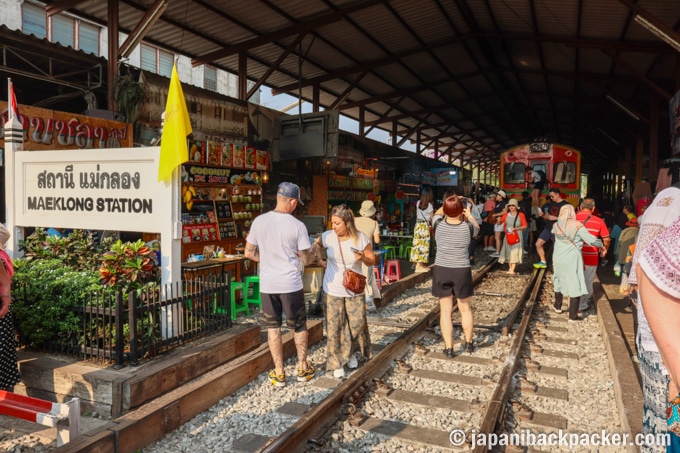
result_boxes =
[246,211,311,294]
[321,230,370,297]
[416,203,434,223]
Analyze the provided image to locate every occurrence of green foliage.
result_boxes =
[99,239,159,294]
[12,259,103,347]
[114,68,146,123]
[18,227,111,272]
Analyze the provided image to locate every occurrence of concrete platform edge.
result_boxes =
[595,279,642,453]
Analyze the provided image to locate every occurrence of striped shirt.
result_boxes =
[433,215,472,268]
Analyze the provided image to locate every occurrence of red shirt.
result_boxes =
[575,210,609,266]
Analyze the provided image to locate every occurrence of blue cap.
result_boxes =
[277,182,304,205]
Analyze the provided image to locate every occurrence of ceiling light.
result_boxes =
[118,0,169,59]
[634,14,680,53]
[605,95,640,121]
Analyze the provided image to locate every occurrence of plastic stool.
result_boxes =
[399,243,412,259]
[384,259,402,283]
[382,245,398,259]
[244,276,261,311]
[229,281,250,320]
[373,266,382,290]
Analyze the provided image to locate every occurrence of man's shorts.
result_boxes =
[538,227,554,243]
[259,289,307,331]
[432,266,473,299]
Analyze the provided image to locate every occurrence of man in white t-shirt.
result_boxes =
[245,182,317,387]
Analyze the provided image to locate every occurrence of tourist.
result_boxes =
[481,194,496,252]
[244,182,316,387]
[526,166,544,209]
[498,198,527,274]
[354,200,381,311]
[313,204,375,379]
[575,198,610,312]
[551,205,604,321]
[0,224,19,392]
[410,186,434,272]
[518,191,533,253]
[489,190,508,258]
[628,186,680,451]
[636,213,680,451]
[534,188,570,269]
[431,195,476,357]
[467,196,483,262]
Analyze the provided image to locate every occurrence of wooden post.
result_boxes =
[107,0,119,111]
[649,94,659,181]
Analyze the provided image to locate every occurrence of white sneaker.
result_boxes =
[490,252,500,258]
[347,352,359,369]
[333,368,345,378]
[366,297,377,312]
[485,246,495,251]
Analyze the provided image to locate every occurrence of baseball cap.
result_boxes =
[277,182,304,204]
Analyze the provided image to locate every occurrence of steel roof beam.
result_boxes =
[46,0,88,16]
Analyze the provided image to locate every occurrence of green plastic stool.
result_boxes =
[244,276,262,312]
[229,281,250,320]
[382,245,398,259]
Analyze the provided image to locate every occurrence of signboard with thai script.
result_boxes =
[0,102,132,150]
[14,147,172,232]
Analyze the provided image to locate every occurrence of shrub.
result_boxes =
[12,259,103,347]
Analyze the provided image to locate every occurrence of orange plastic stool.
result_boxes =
[384,259,402,283]
[373,266,382,290]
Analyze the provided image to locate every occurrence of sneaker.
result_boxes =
[464,342,475,354]
[533,261,547,269]
[296,364,316,382]
[347,352,359,369]
[269,370,286,387]
[366,297,377,312]
[443,348,454,359]
[568,317,582,323]
[552,305,563,314]
[490,252,500,258]
[484,246,495,251]
[333,368,345,379]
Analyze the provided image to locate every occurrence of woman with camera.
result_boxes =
[431,195,479,357]
[312,204,376,378]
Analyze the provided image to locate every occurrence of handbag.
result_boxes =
[420,211,434,236]
[505,215,520,245]
[337,237,366,294]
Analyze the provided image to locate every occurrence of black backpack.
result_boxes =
[535,169,547,182]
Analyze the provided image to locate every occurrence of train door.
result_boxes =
[530,161,549,183]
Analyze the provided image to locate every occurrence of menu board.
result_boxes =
[206,140,220,166]
[244,146,256,169]
[219,221,237,239]
[181,223,219,243]
[221,143,233,167]
[233,144,245,168]
[215,200,233,219]
[188,139,205,164]
[256,149,268,170]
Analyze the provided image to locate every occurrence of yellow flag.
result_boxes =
[158,62,192,181]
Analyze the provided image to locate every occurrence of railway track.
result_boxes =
[141,259,626,453]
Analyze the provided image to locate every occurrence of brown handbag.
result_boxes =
[337,237,367,294]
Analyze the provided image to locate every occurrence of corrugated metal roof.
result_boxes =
[51,0,680,171]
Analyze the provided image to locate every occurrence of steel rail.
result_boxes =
[500,268,540,336]
[473,268,546,453]
[258,260,496,453]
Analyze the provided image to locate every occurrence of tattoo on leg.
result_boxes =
[268,328,284,374]
[294,331,309,369]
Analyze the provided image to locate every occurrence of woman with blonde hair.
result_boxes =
[312,204,376,378]
[410,186,434,272]
[551,204,604,321]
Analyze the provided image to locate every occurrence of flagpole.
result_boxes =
[7,78,12,121]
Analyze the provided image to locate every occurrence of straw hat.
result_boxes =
[359,200,376,217]
[0,224,10,246]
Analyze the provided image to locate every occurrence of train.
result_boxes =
[499,142,581,207]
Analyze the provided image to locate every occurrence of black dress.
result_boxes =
[0,306,20,390]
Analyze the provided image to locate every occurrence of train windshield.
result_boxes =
[503,162,527,184]
[553,161,577,184]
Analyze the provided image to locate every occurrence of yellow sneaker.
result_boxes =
[296,364,315,382]
[269,370,286,387]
